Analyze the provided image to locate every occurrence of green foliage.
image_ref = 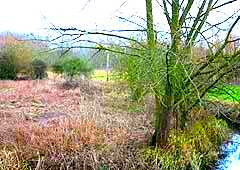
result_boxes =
[0,59,17,80]
[128,105,144,113]
[8,44,32,75]
[52,56,94,81]
[142,116,229,169]
[0,49,17,80]
[52,61,64,75]
[208,85,240,102]
[32,59,48,79]
[98,164,110,170]
[116,44,164,101]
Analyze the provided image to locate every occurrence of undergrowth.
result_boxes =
[142,115,229,170]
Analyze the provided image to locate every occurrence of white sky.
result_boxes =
[0,0,239,38]
[0,0,145,34]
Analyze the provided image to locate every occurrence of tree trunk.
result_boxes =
[146,0,173,146]
[159,66,173,145]
[151,93,172,146]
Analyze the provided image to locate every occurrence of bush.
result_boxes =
[0,50,17,80]
[6,43,32,76]
[0,41,33,77]
[32,59,47,79]
[52,57,94,81]
[0,59,17,80]
[52,62,64,75]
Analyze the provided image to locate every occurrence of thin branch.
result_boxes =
[57,45,143,58]
[212,0,239,10]
[48,28,146,48]
[189,67,235,110]
[215,15,240,57]
[179,0,195,27]
[190,0,214,44]
[186,0,207,45]
[81,0,92,11]
[189,16,240,81]
[117,16,146,29]
[163,0,172,26]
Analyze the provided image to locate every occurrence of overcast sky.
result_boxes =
[0,0,144,34]
[0,0,239,38]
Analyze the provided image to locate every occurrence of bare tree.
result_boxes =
[44,0,240,146]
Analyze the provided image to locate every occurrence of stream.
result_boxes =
[216,133,240,170]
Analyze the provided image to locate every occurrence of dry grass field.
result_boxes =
[0,79,154,169]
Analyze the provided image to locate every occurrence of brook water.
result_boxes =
[216,133,240,170]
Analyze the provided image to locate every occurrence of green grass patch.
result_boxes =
[128,105,145,113]
[208,85,240,103]
[91,70,114,81]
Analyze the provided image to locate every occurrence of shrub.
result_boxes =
[0,50,17,80]
[114,45,152,101]
[0,60,17,80]
[5,43,32,76]
[52,61,64,75]
[32,59,47,79]
[0,40,33,77]
[52,57,94,81]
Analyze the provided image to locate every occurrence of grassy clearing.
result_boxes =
[208,85,240,103]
